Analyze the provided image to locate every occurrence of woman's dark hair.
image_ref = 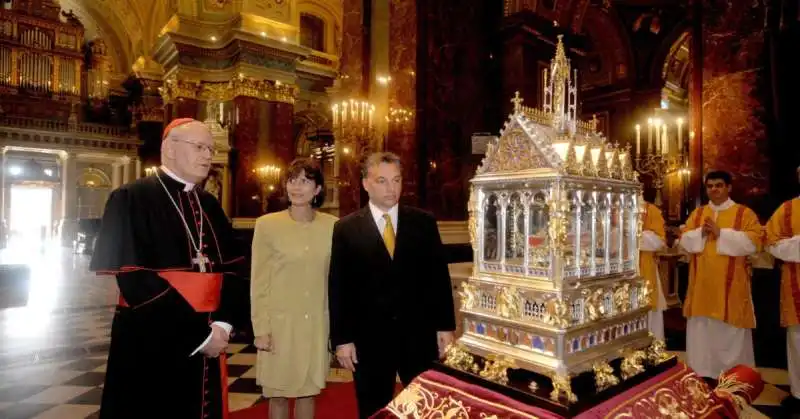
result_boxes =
[285,157,326,208]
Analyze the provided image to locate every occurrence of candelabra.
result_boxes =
[253,164,281,213]
[634,111,689,207]
[331,99,376,187]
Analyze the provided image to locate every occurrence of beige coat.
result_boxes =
[250,210,338,398]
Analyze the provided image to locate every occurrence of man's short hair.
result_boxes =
[361,152,402,179]
[704,170,733,185]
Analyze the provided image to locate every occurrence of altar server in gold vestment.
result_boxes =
[764,168,800,410]
[640,201,667,341]
[678,170,762,379]
[251,158,338,419]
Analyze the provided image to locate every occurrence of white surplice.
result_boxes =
[641,230,667,341]
[678,199,757,378]
[767,236,800,398]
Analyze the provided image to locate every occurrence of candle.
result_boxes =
[635,124,641,156]
[677,118,684,153]
[662,125,668,155]
[647,118,653,154]
[218,102,223,120]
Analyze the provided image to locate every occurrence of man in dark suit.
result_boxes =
[328,152,456,418]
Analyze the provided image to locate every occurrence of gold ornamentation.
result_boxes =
[158,77,200,102]
[582,288,606,322]
[199,82,232,101]
[496,286,521,318]
[620,350,647,380]
[564,143,581,175]
[443,343,477,373]
[468,185,478,252]
[459,282,478,311]
[479,354,515,385]
[593,360,620,392]
[511,91,524,113]
[550,373,577,403]
[613,283,631,314]
[477,129,551,174]
[206,0,232,9]
[385,381,472,418]
[606,365,718,418]
[543,297,570,328]
[647,339,672,365]
[547,200,569,257]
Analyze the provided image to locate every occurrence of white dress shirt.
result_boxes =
[157,166,232,355]
[369,201,399,236]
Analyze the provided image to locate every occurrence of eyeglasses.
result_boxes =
[172,138,217,155]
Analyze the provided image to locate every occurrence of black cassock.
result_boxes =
[90,168,245,419]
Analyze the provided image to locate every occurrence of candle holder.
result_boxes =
[254,164,281,213]
[331,98,377,188]
[633,112,689,209]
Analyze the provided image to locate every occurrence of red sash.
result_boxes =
[118,271,229,418]
[117,272,223,312]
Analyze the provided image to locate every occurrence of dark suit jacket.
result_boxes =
[328,205,456,348]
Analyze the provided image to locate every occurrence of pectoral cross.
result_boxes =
[193,252,210,273]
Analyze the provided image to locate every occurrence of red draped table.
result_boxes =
[372,362,756,418]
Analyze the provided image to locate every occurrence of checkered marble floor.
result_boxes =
[0,304,795,418]
[0,248,797,418]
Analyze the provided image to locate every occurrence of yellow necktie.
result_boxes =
[382,213,396,257]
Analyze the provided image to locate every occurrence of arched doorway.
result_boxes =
[293,109,337,209]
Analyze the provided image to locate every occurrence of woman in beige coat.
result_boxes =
[251,158,338,419]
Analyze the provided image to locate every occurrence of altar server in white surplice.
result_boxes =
[764,166,800,411]
[678,170,763,379]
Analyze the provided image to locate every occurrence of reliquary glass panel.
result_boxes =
[528,191,550,270]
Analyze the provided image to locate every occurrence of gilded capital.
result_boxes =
[158,77,200,103]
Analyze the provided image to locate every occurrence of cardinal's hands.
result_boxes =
[336,343,358,372]
[437,331,455,358]
[254,334,273,352]
[201,323,230,358]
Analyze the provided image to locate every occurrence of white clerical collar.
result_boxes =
[159,165,195,192]
[709,198,735,212]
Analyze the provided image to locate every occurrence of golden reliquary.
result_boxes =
[448,36,669,406]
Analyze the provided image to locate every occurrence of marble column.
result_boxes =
[232,95,264,219]
[60,152,78,246]
[387,0,418,206]
[122,157,131,185]
[134,158,141,180]
[335,0,369,216]
[0,151,6,247]
[111,162,121,190]
[700,0,770,215]
[417,0,498,220]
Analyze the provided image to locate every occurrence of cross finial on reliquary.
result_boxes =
[511,91,524,114]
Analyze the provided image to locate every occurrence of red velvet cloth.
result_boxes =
[373,363,742,419]
[371,369,563,419]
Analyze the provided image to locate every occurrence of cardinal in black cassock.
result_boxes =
[90,118,245,419]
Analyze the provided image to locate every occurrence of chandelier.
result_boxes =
[253,164,281,213]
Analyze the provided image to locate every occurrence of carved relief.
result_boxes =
[478,128,551,174]
[245,0,291,22]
